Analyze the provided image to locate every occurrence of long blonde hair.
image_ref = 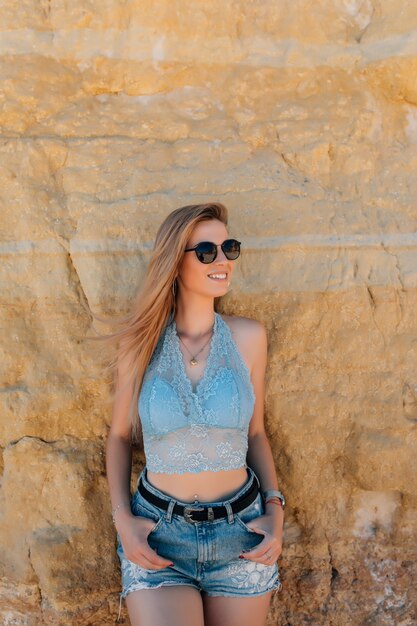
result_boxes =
[85,202,229,444]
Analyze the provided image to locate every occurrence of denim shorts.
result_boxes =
[116,465,282,618]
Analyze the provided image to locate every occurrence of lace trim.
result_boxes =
[145,451,248,474]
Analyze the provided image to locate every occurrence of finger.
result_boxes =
[246,525,266,536]
[240,541,273,560]
[130,549,173,570]
[144,545,174,568]
[242,552,279,565]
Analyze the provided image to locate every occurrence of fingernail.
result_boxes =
[239,555,245,559]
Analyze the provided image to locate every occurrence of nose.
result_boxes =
[215,245,229,263]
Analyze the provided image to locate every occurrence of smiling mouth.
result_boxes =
[207,272,228,281]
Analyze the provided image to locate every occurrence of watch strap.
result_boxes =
[262,489,285,509]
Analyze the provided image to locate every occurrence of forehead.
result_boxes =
[187,219,228,244]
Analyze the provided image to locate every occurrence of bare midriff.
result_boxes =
[147,467,249,503]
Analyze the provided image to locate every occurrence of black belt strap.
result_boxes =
[137,473,260,522]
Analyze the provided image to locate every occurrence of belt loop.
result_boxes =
[224,501,234,524]
[166,499,176,523]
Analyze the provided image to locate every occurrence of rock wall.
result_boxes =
[1,1,416,624]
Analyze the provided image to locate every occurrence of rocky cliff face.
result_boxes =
[1,1,416,624]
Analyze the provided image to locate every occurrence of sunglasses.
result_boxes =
[184,238,241,264]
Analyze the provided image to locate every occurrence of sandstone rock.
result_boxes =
[1,1,416,624]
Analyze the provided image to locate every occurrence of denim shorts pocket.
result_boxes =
[131,489,165,535]
[234,491,264,533]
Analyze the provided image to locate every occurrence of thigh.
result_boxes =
[202,590,273,626]
[126,585,205,626]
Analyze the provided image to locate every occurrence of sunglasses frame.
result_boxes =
[184,238,242,264]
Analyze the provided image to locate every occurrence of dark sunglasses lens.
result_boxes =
[222,239,240,260]
[195,242,217,263]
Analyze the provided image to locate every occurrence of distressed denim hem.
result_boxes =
[203,579,282,598]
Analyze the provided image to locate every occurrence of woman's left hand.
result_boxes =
[239,513,283,565]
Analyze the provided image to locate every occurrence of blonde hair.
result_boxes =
[85,202,229,444]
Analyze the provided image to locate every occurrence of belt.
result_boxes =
[137,472,260,523]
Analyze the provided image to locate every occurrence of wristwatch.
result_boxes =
[262,489,286,510]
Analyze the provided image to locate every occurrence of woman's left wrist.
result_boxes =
[265,499,284,520]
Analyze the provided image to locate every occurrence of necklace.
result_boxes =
[176,321,214,366]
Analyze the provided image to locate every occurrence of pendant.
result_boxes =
[190,357,198,366]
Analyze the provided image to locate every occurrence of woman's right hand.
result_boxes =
[116,509,174,570]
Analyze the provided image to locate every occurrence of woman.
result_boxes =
[106,203,285,625]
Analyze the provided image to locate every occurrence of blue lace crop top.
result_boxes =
[138,312,256,474]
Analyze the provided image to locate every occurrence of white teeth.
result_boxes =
[208,273,227,279]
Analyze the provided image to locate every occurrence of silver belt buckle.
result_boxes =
[183,505,205,523]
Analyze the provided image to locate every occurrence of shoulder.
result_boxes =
[219,313,265,340]
[218,314,267,370]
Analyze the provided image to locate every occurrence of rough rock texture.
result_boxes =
[1,1,417,624]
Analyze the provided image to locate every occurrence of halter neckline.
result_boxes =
[170,312,219,396]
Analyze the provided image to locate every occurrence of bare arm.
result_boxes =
[105,342,136,530]
[106,435,133,528]
[246,320,284,528]
[105,343,173,569]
